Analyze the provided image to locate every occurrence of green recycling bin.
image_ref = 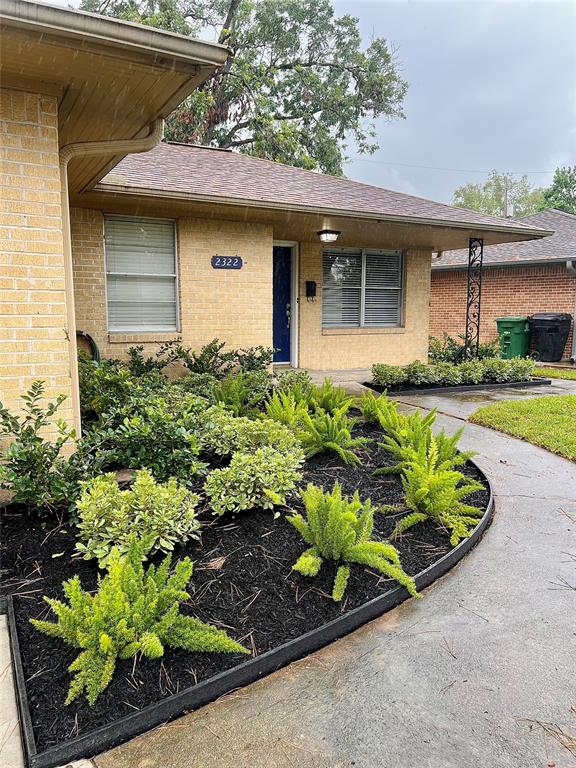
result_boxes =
[496,316,530,359]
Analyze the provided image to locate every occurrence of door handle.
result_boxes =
[286,303,291,327]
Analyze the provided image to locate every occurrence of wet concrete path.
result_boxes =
[95,388,576,768]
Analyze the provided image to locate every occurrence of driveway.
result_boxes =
[94,386,576,768]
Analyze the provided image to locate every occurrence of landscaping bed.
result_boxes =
[1,428,491,766]
[0,342,496,767]
[365,377,551,397]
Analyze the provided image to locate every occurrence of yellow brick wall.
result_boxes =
[71,207,431,369]
[298,243,431,369]
[0,88,74,431]
[71,210,274,360]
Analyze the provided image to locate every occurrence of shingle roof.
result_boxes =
[98,142,550,238]
[433,209,576,268]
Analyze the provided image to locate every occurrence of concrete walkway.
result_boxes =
[94,387,576,768]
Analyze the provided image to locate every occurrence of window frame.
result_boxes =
[321,247,404,329]
[103,215,180,333]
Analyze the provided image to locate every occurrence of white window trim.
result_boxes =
[322,247,404,329]
[103,215,180,333]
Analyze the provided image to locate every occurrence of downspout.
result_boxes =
[567,260,576,363]
[59,119,164,434]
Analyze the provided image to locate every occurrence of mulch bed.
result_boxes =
[0,423,489,752]
[365,378,550,396]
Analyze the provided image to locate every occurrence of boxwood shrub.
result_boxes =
[372,357,535,390]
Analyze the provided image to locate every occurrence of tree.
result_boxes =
[452,171,545,218]
[79,0,408,175]
[541,166,576,214]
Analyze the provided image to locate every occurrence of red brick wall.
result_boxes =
[430,263,576,358]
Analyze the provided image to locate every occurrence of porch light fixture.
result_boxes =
[317,229,341,243]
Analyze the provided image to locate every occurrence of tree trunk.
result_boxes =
[197,0,242,145]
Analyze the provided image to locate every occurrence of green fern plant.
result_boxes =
[262,390,309,429]
[287,483,419,601]
[393,437,484,546]
[30,538,249,706]
[309,378,354,415]
[298,408,368,465]
[375,409,437,475]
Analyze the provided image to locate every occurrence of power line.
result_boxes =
[343,158,555,174]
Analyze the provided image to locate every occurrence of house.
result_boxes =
[1,1,552,437]
[430,209,576,360]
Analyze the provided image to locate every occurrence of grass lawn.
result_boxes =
[469,395,576,461]
[534,367,576,381]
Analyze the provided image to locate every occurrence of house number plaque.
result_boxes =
[211,255,243,269]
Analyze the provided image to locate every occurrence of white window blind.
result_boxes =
[104,216,178,332]
[322,249,403,328]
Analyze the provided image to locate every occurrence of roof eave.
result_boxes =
[433,257,572,271]
[92,183,554,240]
[0,0,230,69]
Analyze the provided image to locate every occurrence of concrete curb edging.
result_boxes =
[3,461,494,768]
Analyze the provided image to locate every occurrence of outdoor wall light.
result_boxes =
[317,229,341,243]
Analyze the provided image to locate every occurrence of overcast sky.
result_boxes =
[337,0,576,202]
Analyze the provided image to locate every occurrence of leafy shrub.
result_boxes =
[403,361,439,386]
[275,370,314,404]
[205,446,304,516]
[200,408,300,456]
[262,391,309,429]
[126,343,178,376]
[167,373,218,402]
[298,408,368,465]
[213,371,271,416]
[31,538,248,705]
[309,378,354,414]
[78,354,166,421]
[0,381,77,512]
[393,437,484,546]
[371,363,407,388]
[75,469,200,565]
[433,362,462,386]
[170,338,236,378]
[287,482,419,601]
[234,345,274,372]
[502,357,535,382]
[92,400,206,483]
[372,356,536,390]
[458,359,485,385]
[429,333,499,363]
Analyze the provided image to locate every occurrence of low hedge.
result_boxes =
[372,357,536,389]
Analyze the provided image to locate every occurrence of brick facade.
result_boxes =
[72,209,274,361]
[299,243,431,369]
[430,264,576,357]
[0,88,74,432]
[71,207,431,369]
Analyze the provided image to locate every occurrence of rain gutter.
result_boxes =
[59,119,164,433]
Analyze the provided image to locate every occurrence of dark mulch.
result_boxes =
[365,378,547,395]
[0,423,489,752]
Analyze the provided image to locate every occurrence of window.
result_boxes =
[104,216,178,332]
[322,248,403,328]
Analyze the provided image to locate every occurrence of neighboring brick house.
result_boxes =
[1,1,553,436]
[430,209,576,360]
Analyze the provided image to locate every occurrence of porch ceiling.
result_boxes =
[0,0,228,194]
[71,189,552,251]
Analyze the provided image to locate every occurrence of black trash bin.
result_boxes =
[528,313,572,362]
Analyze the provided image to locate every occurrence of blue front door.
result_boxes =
[273,246,292,363]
